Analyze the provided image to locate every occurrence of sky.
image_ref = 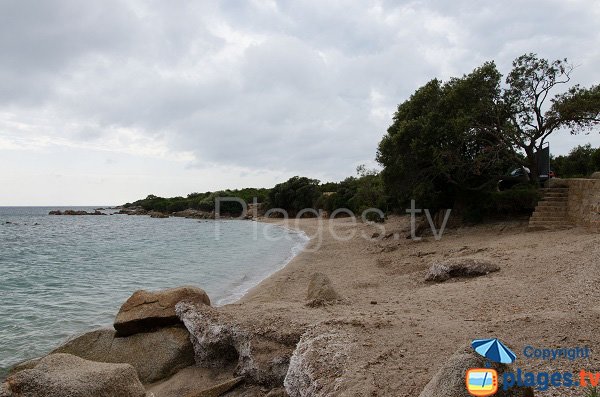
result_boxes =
[1,0,599,205]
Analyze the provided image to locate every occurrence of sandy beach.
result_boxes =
[214,216,600,396]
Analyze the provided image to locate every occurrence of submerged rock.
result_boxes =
[306,273,342,307]
[418,344,533,397]
[51,326,194,383]
[425,258,499,282]
[0,353,145,397]
[177,302,298,387]
[114,286,211,336]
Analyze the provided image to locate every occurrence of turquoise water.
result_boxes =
[0,207,307,378]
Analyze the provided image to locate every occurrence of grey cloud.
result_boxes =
[1,0,599,186]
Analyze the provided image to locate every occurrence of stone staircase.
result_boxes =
[528,187,572,229]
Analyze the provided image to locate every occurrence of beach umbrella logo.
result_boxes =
[466,339,516,396]
[471,338,517,364]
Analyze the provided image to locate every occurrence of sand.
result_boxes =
[219,216,600,396]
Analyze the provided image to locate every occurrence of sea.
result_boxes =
[0,207,308,379]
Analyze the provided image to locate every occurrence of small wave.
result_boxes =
[215,225,309,306]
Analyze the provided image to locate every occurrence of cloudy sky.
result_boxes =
[1,0,599,205]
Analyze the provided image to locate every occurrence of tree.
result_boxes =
[502,54,600,179]
[377,62,513,211]
[552,144,600,177]
[267,176,321,215]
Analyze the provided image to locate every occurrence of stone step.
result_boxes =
[541,196,568,202]
[543,192,569,198]
[528,220,573,227]
[536,201,568,207]
[540,187,569,192]
[530,215,568,222]
[534,207,567,214]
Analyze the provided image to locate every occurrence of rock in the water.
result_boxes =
[418,344,533,397]
[115,286,210,336]
[177,302,298,387]
[306,273,342,307]
[149,211,169,218]
[425,258,499,282]
[51,326,194,384]
[284,325,352,397]
[0,353,146,397]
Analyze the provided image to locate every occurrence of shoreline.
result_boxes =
[213,216,600,396]
[5,214,600,396]
[0,213,306,378]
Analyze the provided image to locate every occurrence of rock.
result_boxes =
[0,353,146,397]
[418,344,533,397]
[284,325,352,397]
[51,326,193,383]
[306,273,342,307]
[185,377,244,397]
[591,172,600,179]
[172,209,214,219]
[177,302,298,387]
[149,211,169,218]
[48,210,106,216]
[425,259,499,282]
[147,366,239,397]
[115,286,211,336]
[8,357,41,376]
[117,206,148,215]
[546,177,569,188]
[265,388,288,397]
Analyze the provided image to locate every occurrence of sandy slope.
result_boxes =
[219,216,600,396]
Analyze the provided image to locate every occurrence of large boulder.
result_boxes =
[419,344,533,397]
[591,172,600,179]
[0,353,146,397]
[114,286,210,336]
[177,302,298,387]
[284,325,352,397]
[306,273,342,307]
[51,326,194,384]
[425,259,499,282]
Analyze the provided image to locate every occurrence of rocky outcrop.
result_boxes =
[51,326,194,383]
[284,325,351,397]
[306,273,342,307]
[48,210,105,215]
[418,344,533,397]
[172,209,214,219]
[114,286,211,336]
[425,258,499,282]
[177,302,299,387]
[0,353,145,397]
[117,206,148,215]
[149,211,169,218]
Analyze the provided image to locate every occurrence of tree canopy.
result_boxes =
[377,53,600,215]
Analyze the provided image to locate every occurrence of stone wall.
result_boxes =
[565,178,600,228]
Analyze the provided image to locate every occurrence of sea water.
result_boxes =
[0,207,308,378]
